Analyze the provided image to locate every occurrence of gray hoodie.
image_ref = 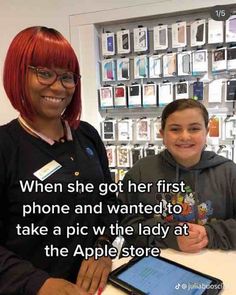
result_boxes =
[118,149,236,250]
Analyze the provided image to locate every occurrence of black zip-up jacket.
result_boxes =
[0,119,117,295]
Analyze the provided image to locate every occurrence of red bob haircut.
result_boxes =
[3,26,81,128]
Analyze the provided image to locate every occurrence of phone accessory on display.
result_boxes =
[159,82,173,106]
[117,29,131,54]
[212,47,227,72]
[226,79,236,101]
[208,115,221,138]
[175,81,189,100]
[128,84,142,108]
[117,58,130,80]
[142,83,157,107]
[149,55,162,78]
[133,27,148,52]
[227,47,236,70]
[99,86,114,108]
[193,81,204,100]
[110,168,118,183]
[153,117,162,141]
[117,119,133,141]
[163,53,176,77]
[144,144,157,157]
[102,59,116,81]
[134,55,148,79]
[102,32,115,56]
[114,85,127,107]
[153,25,168,50]
[216,145,233,160]
[172,21,187,48]
[191,19,206,47]
[101,119,116,141]
[208,79,225,103]
[226,15,236,43]
[136,118,151,141]
[224,115,235,139]
[177,51,192,76]
[105,145,116,167]
[208,18,224,44]
[131,145,144,166]
[117,145,131,168]
[192,50,208,74]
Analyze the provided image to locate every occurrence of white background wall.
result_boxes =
[0,0,153,124]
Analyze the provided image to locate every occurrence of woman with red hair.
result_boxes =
[0,26,117,295]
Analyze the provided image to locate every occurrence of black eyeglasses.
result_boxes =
[28,66,80,89]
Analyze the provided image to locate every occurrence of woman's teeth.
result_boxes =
[43,96,63,102]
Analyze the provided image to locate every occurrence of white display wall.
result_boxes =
[70,0,236,173]
[70,0,234,130]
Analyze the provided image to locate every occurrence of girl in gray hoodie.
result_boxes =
[119,99,236,252]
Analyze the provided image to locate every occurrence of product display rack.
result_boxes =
[69,2,236,178]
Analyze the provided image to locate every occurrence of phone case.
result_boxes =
[114,86,127,107]
[136,119,150,141]
[145,148,156,157]
[194,51,206,62]
[193,81,204,100]
[214,49,225,62]
[104,61,114,80]
[159,29,166,46]
[131,149,142,165]
[102,121,116,140]
[177,83,187,95]
[229,17,236,33]
[154,59,161,76]
[226,80,236,101]
[139,59,146,77]
[115,87,124,98]
[118,120,132,141]
[99,87,113,108]
[227,48,236,70]
[107,36,114,52]
[110,169,118,182]
[168,55,176,75]
[182,54,190,73]
[139,31,146,48]
[228,48,236,60]
[121,62,129,79]
[196,23,204,42]
[100,88,112,99]
[117,146,130,167]
[209,116,220,137]
[122,34,129,50]
[104,121,113,133]
[153,118,162,140]
[178,26,185,43]
[107,69,113,80]
[106,146,116,167]
[144,85,155,96]
[130,85,140,96]
[128,84,142,107]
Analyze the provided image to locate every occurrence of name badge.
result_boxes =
[33,160,62,181]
